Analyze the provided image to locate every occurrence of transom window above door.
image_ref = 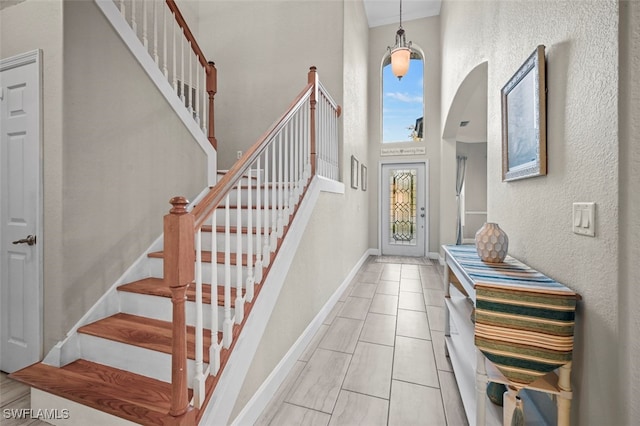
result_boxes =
[382,55,424,144]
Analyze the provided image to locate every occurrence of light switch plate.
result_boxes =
[573,202,595,237]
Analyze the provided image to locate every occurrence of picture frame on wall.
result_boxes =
[351,155,359,189]
[501,45,547,182]
[361,164,368,191]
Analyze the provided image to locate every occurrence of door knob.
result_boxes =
[12,235,36,246]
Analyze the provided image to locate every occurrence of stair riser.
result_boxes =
[118,291,231,332]
[77,334,206,388]
[222,185,301,208]
[149,257,259,284]
[198,231,268,253]
[31,389,137,426]
[214,207,288,227]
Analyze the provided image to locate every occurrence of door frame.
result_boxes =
[0,49,44,371]
[378,159,429,257]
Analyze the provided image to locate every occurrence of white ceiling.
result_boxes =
[363,0,442,28]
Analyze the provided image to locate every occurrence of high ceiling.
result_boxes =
[363,0,441,28]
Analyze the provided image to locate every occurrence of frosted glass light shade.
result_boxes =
[391,47,411,79]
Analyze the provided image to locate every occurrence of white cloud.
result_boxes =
[385,92,423,103]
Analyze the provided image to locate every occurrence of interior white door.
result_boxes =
[381,162,426,257]
[0,50,42,373]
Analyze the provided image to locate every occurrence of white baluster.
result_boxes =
[304,100,311,180]
[332,105,340,180]
[255,155,263,283]
[283,127,290,220]
[119,0,125,18]
[180,34,185,103]
[188,42,193,114]
[153,1,159,65]
[270,141,278,251]
[293,112,300,200]
[318,97,322,177]
[223,195,233,348]
[194,228,205,408]
[195,58,200,125]
[276,134,284,238]
[263,146,271,266]
[245,164,255,302]
[235,184,244,323]
[172,16,177,92]
[209,212,220,375]
[131,0,137,35]
[162,4,168,77]
[142,1,148,49]
[202,65,207,133]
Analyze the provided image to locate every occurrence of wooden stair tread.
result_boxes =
[9,360,187,425]
[148,250,256,266]
[201,224,272,234]
[78,313,213,363]
[117,277,239,307]
[215,204,278,210]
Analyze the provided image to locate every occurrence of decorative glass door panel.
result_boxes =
[381,163,426,257]
[389,169,417,245]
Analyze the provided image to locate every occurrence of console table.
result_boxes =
[442,245,580,426]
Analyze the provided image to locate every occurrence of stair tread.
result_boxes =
[9,359,185,425]
[117,277,240,307]
[148,250,256,266]
[201,224,272,234]
[78,313,213,363]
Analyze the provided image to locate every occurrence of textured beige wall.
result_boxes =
[440,1,621,424]
[230,0,371,418]
[457,142,487,240]
[50,1,207,350]
[1,0,65,355]
[619,1,639,424]
[367,17,442,255]
[197,0,344,169]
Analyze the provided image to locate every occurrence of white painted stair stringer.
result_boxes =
[199,176,345,426]
[93,0,217,186]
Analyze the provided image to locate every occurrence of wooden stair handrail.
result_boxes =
[165,67,341,422]
[165,0,207,68]
[165,0,218,149]
[191,80,315,229]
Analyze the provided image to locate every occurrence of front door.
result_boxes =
[381,163,427,257]
[0,50,43,373]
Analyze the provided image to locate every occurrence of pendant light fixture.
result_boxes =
[388,0,412,80]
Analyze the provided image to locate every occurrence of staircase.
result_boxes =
[8,3,341,417]
[10,155,339,424]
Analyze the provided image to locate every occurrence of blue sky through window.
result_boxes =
[383,58,424,143]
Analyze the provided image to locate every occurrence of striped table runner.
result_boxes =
[445,245,579,386]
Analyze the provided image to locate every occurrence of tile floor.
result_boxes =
[256,256,469,426]
[0,256,469,426]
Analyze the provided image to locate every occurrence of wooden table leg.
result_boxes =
[476,348,488,426]
[557,362,573,426]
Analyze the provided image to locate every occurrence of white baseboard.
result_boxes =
[230,248,376,426]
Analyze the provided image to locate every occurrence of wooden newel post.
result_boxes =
[308,66,318,177]
[206,62,217,150]
[164,196,195,419]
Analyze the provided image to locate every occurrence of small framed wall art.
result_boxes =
[361,164,368,191]
[351,155,359,189]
